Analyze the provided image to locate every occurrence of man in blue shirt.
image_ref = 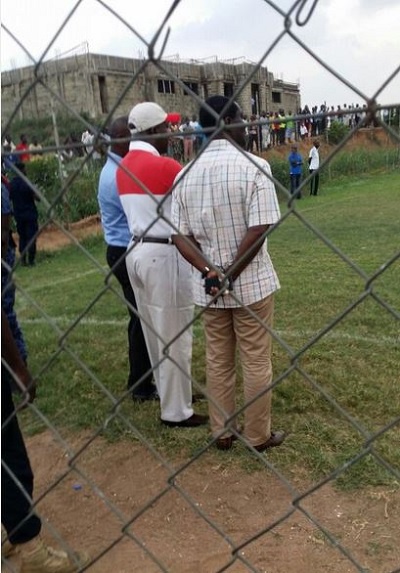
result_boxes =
[97,117,156,401]
[288,145,303,198]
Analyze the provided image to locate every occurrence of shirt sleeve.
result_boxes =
[171,184,191,236]
[248,161,281,227]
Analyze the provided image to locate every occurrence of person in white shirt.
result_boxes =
[171,95,286,453]
[308,139,320,196]
[179,117,195,162]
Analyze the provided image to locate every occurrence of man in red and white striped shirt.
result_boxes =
[117,102,208,428]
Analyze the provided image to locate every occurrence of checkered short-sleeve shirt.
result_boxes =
[171,139,280,308]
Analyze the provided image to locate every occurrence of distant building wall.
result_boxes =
[1,53,301,122]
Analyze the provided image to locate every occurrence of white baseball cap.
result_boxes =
[128,102,168,133]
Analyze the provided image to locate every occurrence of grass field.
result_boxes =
[14,171,400,491]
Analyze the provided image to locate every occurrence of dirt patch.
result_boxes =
[36,215,103,252]
[5,431,399,572]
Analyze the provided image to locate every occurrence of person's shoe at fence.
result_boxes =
[132,389,159,403]
[253,431,286,452]
[19,535,90,573]
[1,524,16,559]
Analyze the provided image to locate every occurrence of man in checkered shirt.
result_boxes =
[171,95,286,453]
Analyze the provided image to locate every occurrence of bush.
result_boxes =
[268,157,291,198]
[327,121,349,144]
[24,155,101,225]
[327,148,399,180]
[65,166,100,222]
[26,156,60,194]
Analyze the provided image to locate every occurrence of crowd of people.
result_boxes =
[240,101,373,153]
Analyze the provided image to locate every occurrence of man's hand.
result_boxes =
[204,271,233,298]
[2,309,37,404]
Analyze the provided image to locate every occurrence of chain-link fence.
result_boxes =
[2,1,400,572]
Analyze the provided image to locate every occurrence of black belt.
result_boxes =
[134,236,172,244]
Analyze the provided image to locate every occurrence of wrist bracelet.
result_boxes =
[201,266,210,279]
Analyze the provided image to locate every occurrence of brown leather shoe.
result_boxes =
[215,434,238,451]
[161,413,208,428]
[254,431,286,452]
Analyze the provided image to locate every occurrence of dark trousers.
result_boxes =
[290,174,302,197]
[15,217,38,264]
[1,370,42,544]
[106,245,154,396]
[309,170,320,196]
[247,133,259,153]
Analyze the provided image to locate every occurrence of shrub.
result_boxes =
[268,157,291,199]
[24,155,101,225]
[327,121,350,144]
[26,155,60,194]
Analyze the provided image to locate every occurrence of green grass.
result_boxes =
[13,171,400,490]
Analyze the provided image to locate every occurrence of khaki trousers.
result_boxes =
[203,295,274,447]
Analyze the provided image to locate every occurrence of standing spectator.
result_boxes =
[299,120,308,140]
[285,111,295,143]
[28,136,43,161]
[179,117,195,162]
[15,134,30,162]
[303,105,311,138]
[8,162,39,266]
[97,116,156,402]
[81,129,94,156]
[168,117,184,162]
[288,145,303,198]
[190,114,203,154]
[260,111,271,150]
[247,115,259,153]
[117,102,208,428]
[278,109,286,145]
[2,134,16,153]
[1,181,27,367]
[2,188,89,572]
[171,95,286,452]
[308,139,320,196]
[270,112,278,147]
[2,135,18,172]
[242,114,250,150]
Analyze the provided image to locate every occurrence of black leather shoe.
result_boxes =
[254,431,286,452]
[161,413,208,428]
[132,391,159,403]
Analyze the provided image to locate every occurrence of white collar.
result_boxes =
[129,140,160,156]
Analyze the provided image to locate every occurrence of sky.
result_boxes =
[1,0,400,109]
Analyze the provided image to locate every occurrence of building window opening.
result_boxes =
[272,91,282,104]
[251,83,260,115]
[183,81,199,95]
[158,79,175,94]
[224,82,234,98]
[98,75,109,113]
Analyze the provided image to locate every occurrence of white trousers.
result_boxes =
[126,242,194,422]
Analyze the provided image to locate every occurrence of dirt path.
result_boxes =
[5,432,399,572]
[36,215,103,252]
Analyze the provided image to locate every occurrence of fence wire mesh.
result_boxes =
[1,1,400,572]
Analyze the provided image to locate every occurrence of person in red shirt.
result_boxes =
[15,134,30,162]
[117,102,208,428]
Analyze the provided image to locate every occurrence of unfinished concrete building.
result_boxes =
[1,53,300,122]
